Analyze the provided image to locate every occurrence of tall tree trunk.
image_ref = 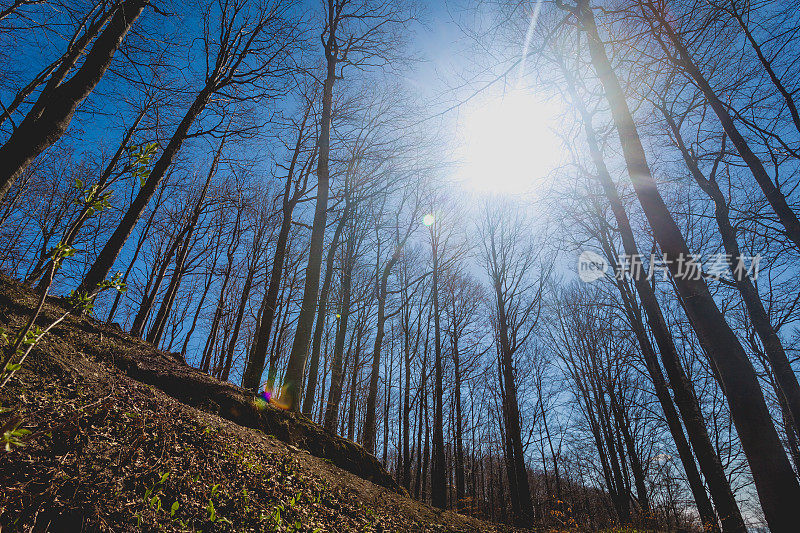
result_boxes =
[0,0,147,204]
[243,210,293,391]
[241,106,313,392]
[323,234,354,431]
[180,253,218,359]
[382,346,392,465]
[664,109,800,441]
[79,85,214,294]
[414,332,429,500]
[364,252,400,453]
[130,231,184,338]
[608,387,649,514]
[200,217,241,372]
[28,107,147,290]
[146,138,222,346]
[106,183,167,324]
[280,26,338,409]
[430,229,447,510]
[492,282,533,522]
[347,324,364,442]
[574,2,800,528]
[452,319,466,512]
[558,53,733,531]
[402,315,413,490]
[221,257,257,381]
[610,250,720,529]
[497,370,521,519]
[304,205,349,414]
[146,231,190,347]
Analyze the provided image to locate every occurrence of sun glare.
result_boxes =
[456,89,562,195]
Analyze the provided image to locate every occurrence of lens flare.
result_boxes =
[254,385,291,411]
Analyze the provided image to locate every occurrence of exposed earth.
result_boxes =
[0,277,518,532]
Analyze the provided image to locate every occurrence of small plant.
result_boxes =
[143,471,170,511]
[128,142,158,188]
[205,483,231,525]
[0,150,141,452]
[1,408,30,452]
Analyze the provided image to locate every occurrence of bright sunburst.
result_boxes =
[456,89,562,195]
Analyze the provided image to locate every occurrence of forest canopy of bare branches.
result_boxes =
[3,0,800,531]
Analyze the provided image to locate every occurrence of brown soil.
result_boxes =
[0,276,518,532]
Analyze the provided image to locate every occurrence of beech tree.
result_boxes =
[78,0,296,294]
[5,0,800,529]
[0,0,149,203]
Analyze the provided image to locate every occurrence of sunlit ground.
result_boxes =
[455,88,563,195]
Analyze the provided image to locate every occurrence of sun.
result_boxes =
[456,88,562,195]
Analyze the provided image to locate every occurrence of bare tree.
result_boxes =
[79,0,295,294]
[556,1,800,528]
[0,0,149,204]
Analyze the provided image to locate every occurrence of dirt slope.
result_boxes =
[0,277,515,532]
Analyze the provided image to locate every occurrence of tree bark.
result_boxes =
[280,21,338,409]
[575,2,800,528]
[645,3,800,252]
[0,0,147,204]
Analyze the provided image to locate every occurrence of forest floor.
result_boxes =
[0,277,519,532]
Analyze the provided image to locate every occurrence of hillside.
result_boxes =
[0,277,516,532]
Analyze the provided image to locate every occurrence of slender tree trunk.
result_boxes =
[402,326,412,490]
[130,231,184,338]
[79,86,214,294]
[364,258,397,453]
[221,257,257,381]
[430,230,447,510]
[304,206,349,414]
[180,255,217,358]
[0,0,147,204]
[645,3,800,252]
[497,370,521,519]
[608,387,649,514]
[266,273,292,390]
[201,251,236,372]
[323,237,354,431]
[414,334,428,500]
[452,322,466,512]
[28,108,147,290]
[147,139,222,346]
[106,183,166,324]
[382,347,392,465]
[612,255,720,529]
[242,106,312,392]
[146,231,190,347]
[347,324,363,441]
[492,279,533,522]
[575,2,800,528]
[281,36,337,409]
